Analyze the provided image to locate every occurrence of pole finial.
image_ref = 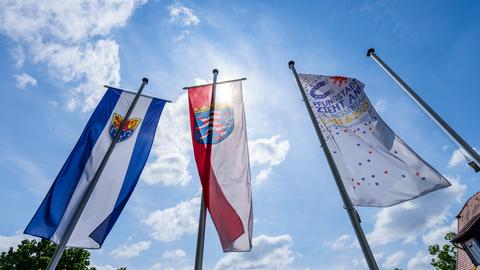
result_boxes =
[367,48,375,57]
[288,60,295,69]
[142,78,149,85]
[212,69,219,75]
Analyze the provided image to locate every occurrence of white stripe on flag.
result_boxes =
[211,81,253,251]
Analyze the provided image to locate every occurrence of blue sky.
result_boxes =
[1,0,479,269]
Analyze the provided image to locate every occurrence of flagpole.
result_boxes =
[194,68,219,270]
[367,48,480,172]
[288,61,379,270]
[46,78,149,270]
[194,193,207,270]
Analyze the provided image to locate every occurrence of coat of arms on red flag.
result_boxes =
[109,113,141,142]
[193,104,234,144]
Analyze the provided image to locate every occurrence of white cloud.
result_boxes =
[168,3,200,26]
[162,249,187,259]
[350,254,384,270]
[448,149,465,167]
[374,99,387,113]
[374,252,385,261]
[92,265,117,270]
[254,168,272,185]
[150,249,190,270]
[149,263,163,270]
[368,176,466,245]
[0,232,34,252]
[10,46,25,67]
[352,258,367,269]
[142,93,192,186]
[422,221,457,246]
[110,240,151,259]
[144,197,199,242]
[406,251,432,270]
[174,30,192,42]
[194,78,209,85]
[32,39,121,112]
[0,0,146,111]
[0,0,145,42]
[249,135,290,184]
[14,73,37,89]
[322,234,355,250]
[150,263,192,270]
[249,135,290,166]
[214,234,295,270]
[382,251,405,269]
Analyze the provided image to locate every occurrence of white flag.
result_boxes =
[298,74,450,207]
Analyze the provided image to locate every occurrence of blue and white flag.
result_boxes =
[25,88,167,248]
[298,74,450,207]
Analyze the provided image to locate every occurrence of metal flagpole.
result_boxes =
[194,69,219,270]
[194,193,207,270]
[46,78,149,270]
[288,61,379,270]
[367,48,480,172]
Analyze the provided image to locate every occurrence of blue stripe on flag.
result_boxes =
[24,89,121,240]
[90,98,166,245]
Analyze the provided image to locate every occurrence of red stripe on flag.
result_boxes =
[205,167,244,249]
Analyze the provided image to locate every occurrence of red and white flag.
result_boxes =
[188,80,253,252]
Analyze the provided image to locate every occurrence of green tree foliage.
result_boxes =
[428,231,457,270]
[0,239,92,270]
[0,239,126,270]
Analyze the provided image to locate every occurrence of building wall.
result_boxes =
[457,192,480,270]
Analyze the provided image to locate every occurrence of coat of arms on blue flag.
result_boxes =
[193,104,234,144]
[109,113,142,142]
[24,87,167,249]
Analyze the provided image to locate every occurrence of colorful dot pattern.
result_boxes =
[297,73,450,206]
